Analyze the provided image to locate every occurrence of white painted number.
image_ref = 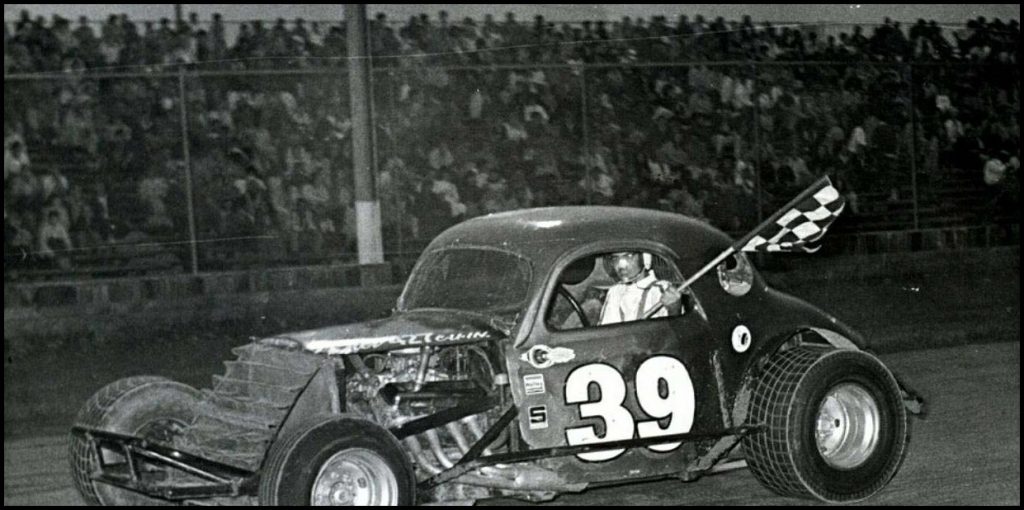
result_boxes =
[635,357,695,452]
[564,364,634,461]
[564,356,696,461]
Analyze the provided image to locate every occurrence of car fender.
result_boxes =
[726,288,866,426]
[729,289,924,424]
[758,288,868,350]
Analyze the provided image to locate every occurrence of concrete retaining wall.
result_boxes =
[3,231,1018,355]
[5,263,391,310]
[6,224,1018,313]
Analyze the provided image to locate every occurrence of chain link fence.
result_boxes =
[4,59,1019,279]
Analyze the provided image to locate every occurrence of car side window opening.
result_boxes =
[546,251,693,332]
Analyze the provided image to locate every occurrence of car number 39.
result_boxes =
[564,356,695,461]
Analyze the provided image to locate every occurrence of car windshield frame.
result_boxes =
[398,246,535,315]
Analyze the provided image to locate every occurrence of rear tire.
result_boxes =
[69,376,200,506]
[259,415,416,506]
[744,346,909,503]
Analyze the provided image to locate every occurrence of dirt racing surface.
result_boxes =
[4,342,1018,506]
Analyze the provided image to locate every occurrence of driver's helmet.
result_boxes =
[603,251,653,284]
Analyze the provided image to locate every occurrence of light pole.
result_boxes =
[345,4,384,265]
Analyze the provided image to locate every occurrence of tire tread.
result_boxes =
[69,376,171,506]
[744,345,909,503]
[745,345,826,498]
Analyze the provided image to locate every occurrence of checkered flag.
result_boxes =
[738,177,846,254]
[643,176,847,319]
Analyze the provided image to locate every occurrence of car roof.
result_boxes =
[424,206,735,273]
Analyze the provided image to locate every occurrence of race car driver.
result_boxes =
[598,251,683,325]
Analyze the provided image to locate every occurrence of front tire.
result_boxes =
[69,376,201,506]
[259,415,416,506]
[744,345,909,503]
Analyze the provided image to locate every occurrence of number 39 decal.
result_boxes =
[564,356,695,461]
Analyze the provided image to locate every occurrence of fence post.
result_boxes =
[907,63,920,230]
[751,62,764,225]
[581,67,592,205]
[177,64,200,275]
[388,69,404,265]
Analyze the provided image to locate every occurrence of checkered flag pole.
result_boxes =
[643,177,845,319]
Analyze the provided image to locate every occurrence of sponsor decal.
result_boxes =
[731,325,752,353]
[304,330,493,355]
[528,406,549,430]
[523,374,546,396]
[520,345,576,369]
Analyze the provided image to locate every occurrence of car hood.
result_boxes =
[260,309,510,356]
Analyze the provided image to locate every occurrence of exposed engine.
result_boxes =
[344,343,510,499]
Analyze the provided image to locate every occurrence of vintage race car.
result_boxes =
[70,207,925,505]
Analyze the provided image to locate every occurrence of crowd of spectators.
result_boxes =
[4,9,1020,277]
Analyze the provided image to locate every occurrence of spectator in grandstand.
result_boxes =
[194,29,212,62]
[210,13,228,61]
[71,16,99,59]
[982,151,1009,187]
[186,11,201,35]
[980,150,1020,215]
[138,165,174,232]
[4,135,31,181]
[6,154,41,211]
[40,190,71,233]
[428,166,467,221]
[479,173,517,214]
[63,184,93,249]
[581,162,616,205]
[299,166,332,255]
[97,14,123,65]
[5,208,35,275]
[37,164,70,204]
[787,152,814,187]
[657,131,689,169]
[36,208,73,269]
[218,162,263,257]
[58,100,99,156]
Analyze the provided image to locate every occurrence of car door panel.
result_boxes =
[508,311,722,482]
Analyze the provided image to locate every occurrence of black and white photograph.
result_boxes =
[3,3,1019,506]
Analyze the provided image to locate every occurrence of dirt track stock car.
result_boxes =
[71,204,925,506]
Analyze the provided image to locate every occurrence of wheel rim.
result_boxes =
[814,382,881,470]
[311,448,398,506]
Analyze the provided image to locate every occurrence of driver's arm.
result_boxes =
[660,286,684,315]
[651,282,684,317]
